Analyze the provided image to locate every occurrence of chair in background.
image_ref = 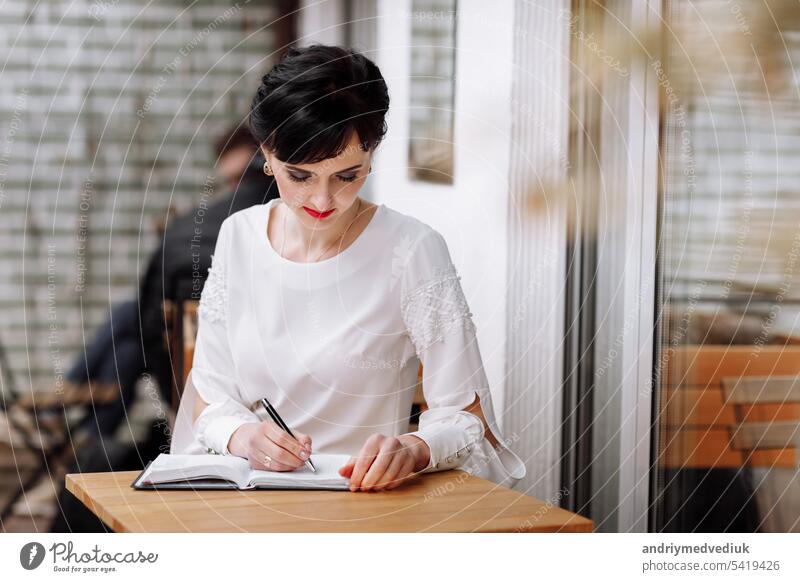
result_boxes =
[725,375,800,462]
[162,298,198,414]
[661,345,800,469]
[658,345,800,532]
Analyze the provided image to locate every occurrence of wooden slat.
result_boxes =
[65,470,593,533]
[665,346,800,388]
[2,514,54,533]
[163,300,175,322]
[662,388,800,427]
[731,421,800,450]
[662,388,736,427]
[414,363,428,410]
[660,347,800,468]
[14,381,119,409]
[736,403,800,424]
[722,376,800,404]
[413,383,425,406]
[659,428,796,468]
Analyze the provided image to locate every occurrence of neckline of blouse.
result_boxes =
[262,197,386,269]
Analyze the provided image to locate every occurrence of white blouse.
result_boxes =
[170,198,526,488]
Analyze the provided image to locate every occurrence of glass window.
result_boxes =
[653,0,800,533]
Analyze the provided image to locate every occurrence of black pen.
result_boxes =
[259,397,316,473]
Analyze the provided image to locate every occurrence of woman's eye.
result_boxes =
[287,173,310,183]
[337,174,357,183]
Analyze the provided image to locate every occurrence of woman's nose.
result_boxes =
[308,192,334,211]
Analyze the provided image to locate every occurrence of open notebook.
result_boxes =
[131,453,351,490]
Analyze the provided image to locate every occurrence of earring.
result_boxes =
[263,161,273,175]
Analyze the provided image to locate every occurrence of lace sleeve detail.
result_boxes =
[400,263,477,353]
[198,252,227,325]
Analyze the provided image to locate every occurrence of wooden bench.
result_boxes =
[725,376,800,453]
[660,345,800,468]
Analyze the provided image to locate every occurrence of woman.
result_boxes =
[170,45,526,492]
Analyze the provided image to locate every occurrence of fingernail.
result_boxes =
[299,450,308,459]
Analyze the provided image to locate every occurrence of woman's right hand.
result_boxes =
[226,421,312,471]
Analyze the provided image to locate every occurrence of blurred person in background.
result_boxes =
[49,124,276,533]
[138,125,279,412]
[63,125,277,440]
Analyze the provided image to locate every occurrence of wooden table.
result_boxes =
[66,470,593,533]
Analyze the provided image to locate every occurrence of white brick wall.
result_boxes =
[661,0,800,310]
[0,0,278,390]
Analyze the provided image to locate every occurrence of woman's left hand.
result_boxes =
[339,433,430,492]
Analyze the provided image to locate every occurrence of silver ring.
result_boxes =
[264,455,272,468]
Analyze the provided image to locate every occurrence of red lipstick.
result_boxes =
[303,206,335,219]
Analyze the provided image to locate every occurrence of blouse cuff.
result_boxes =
[195,406,259,456]
[406,411,485,473]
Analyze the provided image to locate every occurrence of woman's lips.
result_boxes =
[303,206,335,219]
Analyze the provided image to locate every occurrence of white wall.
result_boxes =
[297,0,347,46]
[371,0,516,417]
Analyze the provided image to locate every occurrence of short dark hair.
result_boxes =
[249,44,390,165]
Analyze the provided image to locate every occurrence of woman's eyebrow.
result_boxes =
[285,163,363,175]
[334,163,363,173]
